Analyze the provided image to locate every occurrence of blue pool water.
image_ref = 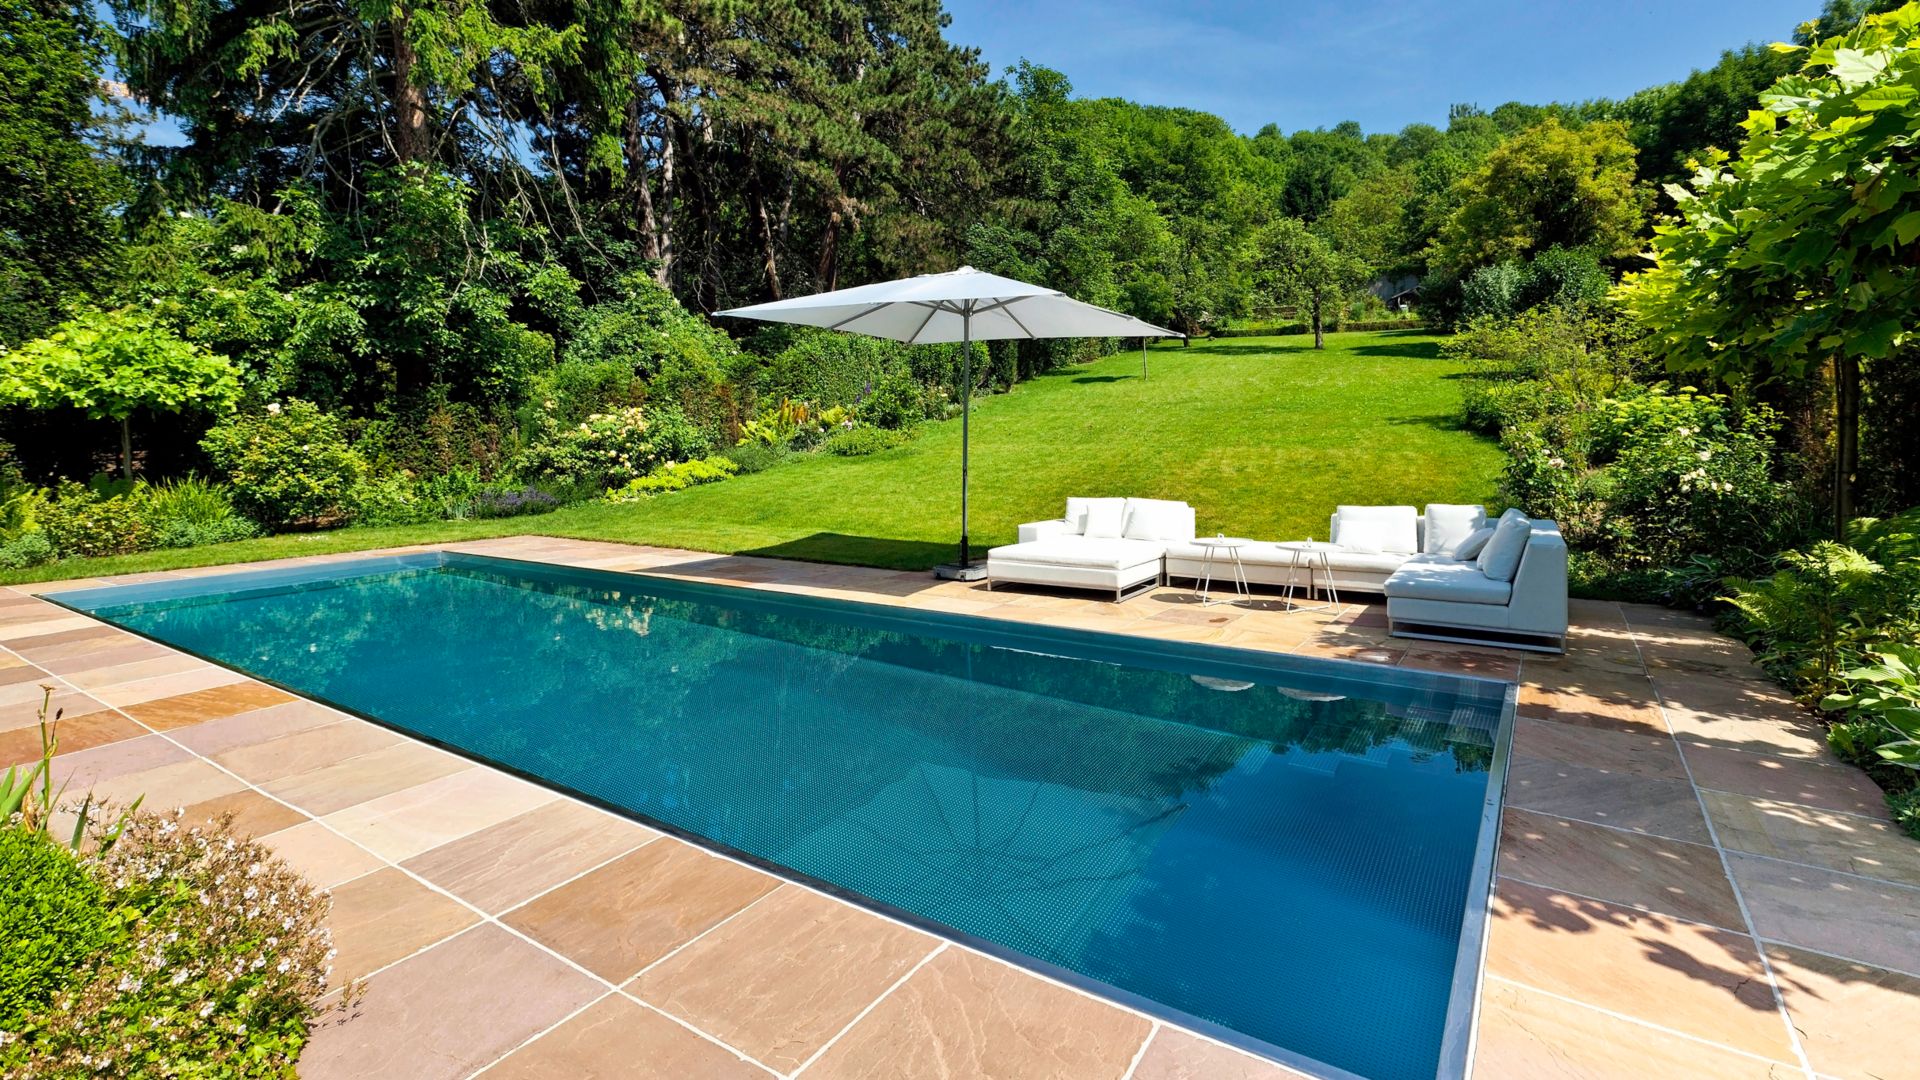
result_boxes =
[57,553,1510,1080]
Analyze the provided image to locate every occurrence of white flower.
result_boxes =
[266,402,282,416]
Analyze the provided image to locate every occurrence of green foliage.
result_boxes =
[1458,262,1530,324]
[1887,787,1920,840]
[0,0,123,345]
[1256,218,1366,346]
[201,402,364,527]
[0,829,118,1031]
[144,475,259,549]
[515,405,688,489]
[0,309,240,422]
[0,530,53,569]
[1431,118,1648,276]
[1725,541,1920,697]
[1821,645,1920,768]
[0,811,336,1077]
[38,481,152,558]
[718,443,789,475]
[821,426,913,457]
[607,456,739,499]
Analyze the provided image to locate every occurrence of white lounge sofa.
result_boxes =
[1164,504,1488,594]
[988,497,1194,600]
[1383,509,1568,653]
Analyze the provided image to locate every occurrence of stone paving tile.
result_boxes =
[1510,715,1689,780]
[299,924,602,1080]
[168,698,347,757]
[1504,754,1713,845]
[483,994,771,1079]
[211,721,404,784]
[90,665,249,708]
[1727,852,1920,974]
[1485,879,1796,1060]
[1703,791,1920,888]
[629,886,937,1073]
[257,821,386,889]
[36,640,178,675]
[1128,1028,1308,1079]
[802,947,1151,1080]
[0,658,46,687]
[1,688,107,732]
[0,709,143,766]
[1684,743,1891,820]
[1764,943,1920,1080]
[263,740,474,816]
[180,788,308,838]
[1497,809,1745,931]
[50,733,194,788]
[83,757,247,813]
[402,800,660,914]
[323,766,558,862]
[124,680,298,731]
[1473,978,1800,1079]
[1514,676,1668,736]
[503,839,781,983]
[61,652,208,691]
[6,623,126,655]
[326,867,481,985]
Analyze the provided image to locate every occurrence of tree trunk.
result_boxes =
[750,172,783,299]
[817,205,843,293]
[624,97,664,276]
[390,14,429,164]
[1311,291,1325,349]
[1834,353,1861,540]
[120,416,133,479]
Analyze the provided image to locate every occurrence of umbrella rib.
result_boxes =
[904,303,940,344]
[829,304,892,331]
[1002,301,1037,339]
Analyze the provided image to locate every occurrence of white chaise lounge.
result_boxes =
[988,497,1194,600]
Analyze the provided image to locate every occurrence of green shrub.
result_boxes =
[0,811,337,1077]
[821,425,913,457]
[202,401,365,527]
[607,455,739,499]
[144,475,260,549]
[1725,543,1914,699]
[859,369,931,431]
[720,442,787,474]
[1459,261,1529,323]
[347,472,435,526]
[38,480,152,558]
[1887,788,1920,841]
[0,830,119,1032]
[0,530,55,569]
[515,404,693,489]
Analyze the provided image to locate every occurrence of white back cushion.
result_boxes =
[1423,504,1487,555]
[1332,505,1419,555]
[1450,526,1496,562]
[1477,508,1533,582]
[1122,498,1194,542]
[1063,497,1093,534]
[1082,497,1127,539]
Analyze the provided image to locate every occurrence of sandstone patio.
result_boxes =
[4,536,1915,1079]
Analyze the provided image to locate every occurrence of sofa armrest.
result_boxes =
[1508,521,1569,636]
[1018,519,1076,543]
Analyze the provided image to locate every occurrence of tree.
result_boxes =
[1258,218,1366,349]
[0,309,241,477]
[0,0,123,344]
[1429,118,1648,275]
[1618,5,1920,536]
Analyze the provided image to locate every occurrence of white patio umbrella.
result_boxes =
[717,266,1181,579]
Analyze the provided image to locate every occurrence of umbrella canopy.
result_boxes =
[718,265,1180,344]
[718,267,1180,579]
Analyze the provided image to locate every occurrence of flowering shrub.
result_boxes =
[202,401,365,527]
[516,405,683,488]
[35,481,152,558]
[0,810,338,1076]
[1596,395,1790,569]
[607,456,738,499]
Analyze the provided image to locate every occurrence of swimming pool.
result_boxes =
[54,552,1513,1080]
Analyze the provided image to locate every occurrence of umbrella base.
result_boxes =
[933,562,989,582]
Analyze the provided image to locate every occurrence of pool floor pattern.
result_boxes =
[7,535,1917,1080]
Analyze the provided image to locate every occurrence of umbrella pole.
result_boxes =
[1142,338,1148,381]
[960,309,972,569]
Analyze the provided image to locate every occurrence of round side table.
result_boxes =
[1276,540,1342,612]
[1192,537,1251,607]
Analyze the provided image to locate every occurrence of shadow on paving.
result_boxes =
[735,532,958,571]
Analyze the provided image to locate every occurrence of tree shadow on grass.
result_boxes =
[1346,339,1444,360]
[1070,374,1132,384]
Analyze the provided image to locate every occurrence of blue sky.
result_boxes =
[942,0,1819,134]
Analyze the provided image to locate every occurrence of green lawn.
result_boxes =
[5,330,1505,584]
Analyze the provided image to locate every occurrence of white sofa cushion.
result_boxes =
[1423,504,1487,555]
[1080,498,1126,539]
[1122,498,1194,542]
[1449,525,1496,561]
[988,537,1164,571]
[1386,553,1514,605]
[1332,506,1418,555]
[1477,508,1532,582]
